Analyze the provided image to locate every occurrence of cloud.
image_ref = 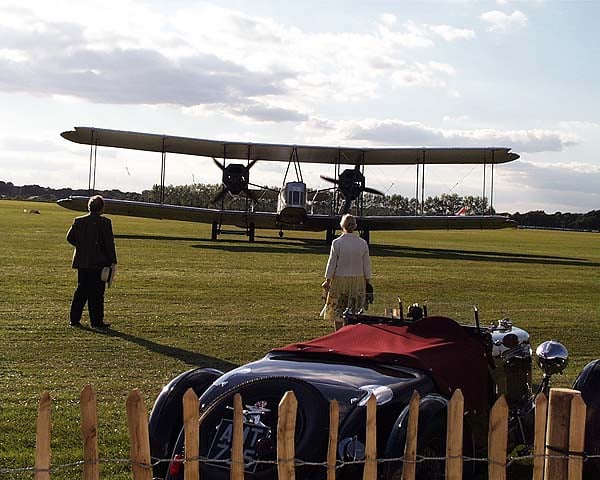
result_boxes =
[380,13,397,26]
[480,10,528,31]
[503,160,600,199]
[0,44,292,107]
[426,24,475,41]
[326,119,575,153]
[0,136,62,152]
[0,2,476,113]
[185,99,309,123]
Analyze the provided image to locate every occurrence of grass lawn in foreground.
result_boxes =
[1,199,599,478]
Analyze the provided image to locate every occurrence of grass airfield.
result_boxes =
[1,199,599,478]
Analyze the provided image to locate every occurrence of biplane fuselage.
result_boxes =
[277,182,309,226]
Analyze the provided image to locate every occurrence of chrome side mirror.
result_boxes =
[536,340,569,376]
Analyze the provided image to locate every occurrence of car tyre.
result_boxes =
[181,376,329,480]
[382,395,478,480]
[149,367,222,479]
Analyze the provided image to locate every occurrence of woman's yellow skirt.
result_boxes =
[320,276,368,322]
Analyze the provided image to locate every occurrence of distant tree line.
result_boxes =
[2,180,599,231]
[0,180,147,202]
[143,184,492,216]
[510,210,600,231]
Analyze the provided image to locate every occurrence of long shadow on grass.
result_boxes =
[371,244,600,267]
[189,239,597,266]
[116,234,204,241]
[190,237,330,254]
[116,233,330,253]
[116,233,598,267]
[85,327,237,371]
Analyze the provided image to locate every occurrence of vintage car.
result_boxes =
[148,307,600,480]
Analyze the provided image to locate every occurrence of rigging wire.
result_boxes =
[448,166,477,192]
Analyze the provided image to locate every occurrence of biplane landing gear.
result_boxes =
[247,222,255,242]
[326,227,336,245]
[360,228,370,245]
[211,221,219,241]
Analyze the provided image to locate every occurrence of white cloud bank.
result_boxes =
[0,2,476,121]
[299,118,576,154]
[480,10,528,32]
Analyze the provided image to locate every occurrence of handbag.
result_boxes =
[101,264,117,287]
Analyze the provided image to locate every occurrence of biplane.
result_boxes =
[57,127,519,243]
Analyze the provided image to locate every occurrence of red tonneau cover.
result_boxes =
[273,316,490,413]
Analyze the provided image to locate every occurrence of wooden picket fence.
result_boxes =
[29,385,587,480]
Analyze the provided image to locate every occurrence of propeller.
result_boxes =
[210,158,259,205]
[320,165,384,213]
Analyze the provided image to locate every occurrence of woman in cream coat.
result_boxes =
[321,214,372,330]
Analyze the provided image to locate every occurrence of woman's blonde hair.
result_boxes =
[340,213,357,232]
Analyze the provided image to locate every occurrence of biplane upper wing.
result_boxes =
[61,126,520,165]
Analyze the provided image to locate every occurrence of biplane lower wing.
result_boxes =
[57,197,516,236]
[57,196,291,230]
[357,214,516,230]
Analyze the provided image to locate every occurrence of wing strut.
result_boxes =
[490,163,495,214]
[421,152,426,215]
[412,150,427,215]
[482,161,486,214]
[482,155,499,214]
[160,137,167,204]
[414,162,419,215]
[87,129,98,194]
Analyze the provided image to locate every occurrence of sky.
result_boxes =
[0,0,598,213]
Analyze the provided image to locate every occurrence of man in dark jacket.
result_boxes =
[67,195,117,328]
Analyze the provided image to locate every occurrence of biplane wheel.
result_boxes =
[326,227,335,245]
[278,230,284,238]
[211,221,218,241]
[248,222,255,242]
[360,228,370,244]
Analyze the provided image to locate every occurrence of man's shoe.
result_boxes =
[69,321,82,327]
[92,322,111,329]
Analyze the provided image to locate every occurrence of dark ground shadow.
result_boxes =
[78,325,237,371]
[116,232,330,254]
[116,232,596,267]
[370,244,599,267]
[115,233,205,242]
[190,237,330,255]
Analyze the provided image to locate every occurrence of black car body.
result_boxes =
[149,312,600,480]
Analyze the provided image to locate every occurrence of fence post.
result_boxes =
[363,394,377,480]
[445,389,464,480]
[183,388,200,480]
[544,388,583,480]
[34,391,52,480]
[568,393,586,480]
[488,395,508,480]
[401,390,420,480]
[278,391,297,480]
[327,400,339,480]
[231,393,244,480]
[80,385,99,480]
[532,393,548,480]
[126,389,153,480]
